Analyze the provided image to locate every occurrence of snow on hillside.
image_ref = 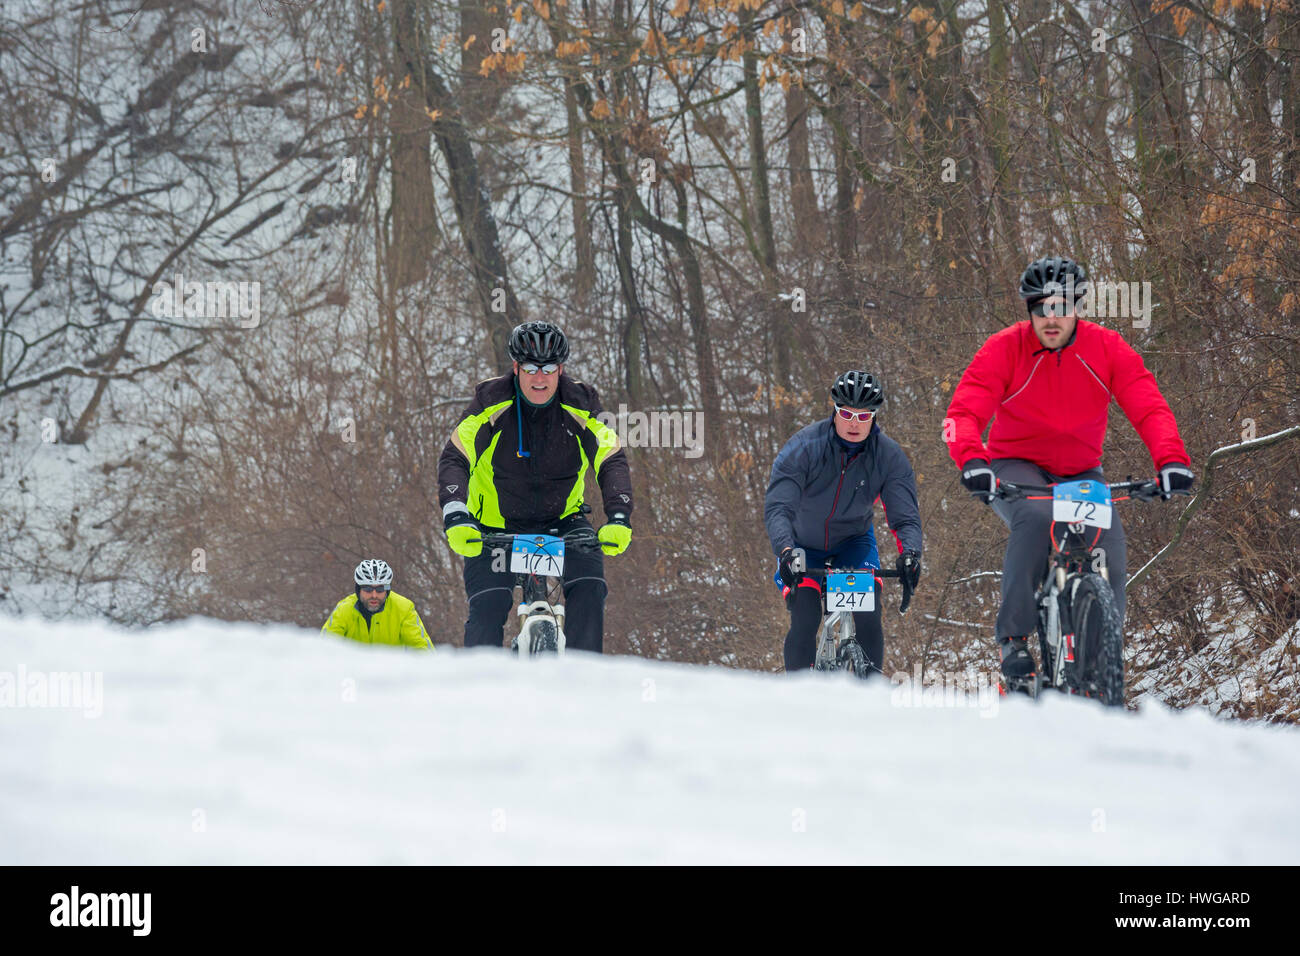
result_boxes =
[1130,597,1300,723]
[2,616,1297,864]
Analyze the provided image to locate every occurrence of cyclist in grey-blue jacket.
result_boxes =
[764,371,923,674]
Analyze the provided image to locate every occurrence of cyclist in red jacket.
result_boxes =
[944,256,1195,680]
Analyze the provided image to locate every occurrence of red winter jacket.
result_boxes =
[944,320,1190,477]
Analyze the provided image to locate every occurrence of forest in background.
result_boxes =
[2,0,1297,719]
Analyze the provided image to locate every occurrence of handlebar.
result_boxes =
[788,564,905,579]
[992,477,1162,502]
[788,548,913,614]
[471,530,606,553]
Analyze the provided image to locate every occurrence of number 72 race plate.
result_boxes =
[1052,480,1113,529]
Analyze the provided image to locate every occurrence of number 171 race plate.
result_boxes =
[1052,480,1113,529]
[510,534,566,575]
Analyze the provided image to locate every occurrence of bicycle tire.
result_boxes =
[530,619,560,654]
[1070,574,1125,707]
[836,641,873,680]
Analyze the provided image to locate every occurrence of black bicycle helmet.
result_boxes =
[508,321,570,365]
[830,370,884,410]
[1019,256,1090,301]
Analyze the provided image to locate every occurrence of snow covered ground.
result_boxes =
[1130,597,1300,723]
[2,616,1297,864]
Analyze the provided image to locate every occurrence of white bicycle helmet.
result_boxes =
[354,559,393,589]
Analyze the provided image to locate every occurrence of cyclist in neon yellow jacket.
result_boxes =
[437,322,633,652]
[322,559,432,650]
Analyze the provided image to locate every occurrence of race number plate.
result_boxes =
[510,534,566,575]
[825,572,875,612]
[1052,480,1113,529]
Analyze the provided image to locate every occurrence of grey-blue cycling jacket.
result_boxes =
[764,417,923,558]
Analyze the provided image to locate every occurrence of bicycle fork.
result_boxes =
[513,599,567,655]
[813,612,852,670]
[1039,568,1066,687]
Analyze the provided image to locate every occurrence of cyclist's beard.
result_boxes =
[1033,315,1076,348]
[356,588,387,613]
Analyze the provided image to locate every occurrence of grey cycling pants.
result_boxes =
[989,459,1127,640]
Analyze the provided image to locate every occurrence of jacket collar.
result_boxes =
[353,595,387,621]
[1027,319,1080,358]
[821,415,878,452]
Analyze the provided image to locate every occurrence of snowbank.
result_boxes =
[1,616,1296,864]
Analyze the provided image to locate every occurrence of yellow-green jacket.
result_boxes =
[436,372,634,528]
[322,591,432,649]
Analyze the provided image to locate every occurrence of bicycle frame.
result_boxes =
[995,477,1160,691]
[814,606,856,671]
[788,549,907,673]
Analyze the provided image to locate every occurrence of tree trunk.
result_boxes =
[405,33,521,361]
[565,75,595,302]
[985,0,1020,259]
[388,0,438,291]
[614,197,645,405]
[783,4,818,248]
[741,9,789,417]
[785,80,819,247]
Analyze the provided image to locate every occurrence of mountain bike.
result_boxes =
[472,529,603,655]
[787,547,913,679]
[990,477,1161,706]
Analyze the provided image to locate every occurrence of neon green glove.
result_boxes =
[444,510,482,557]
[598,515,632,556]
[446,524,481,557]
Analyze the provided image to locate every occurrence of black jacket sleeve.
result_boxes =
[436,386,486,524]
[583,384,634,520]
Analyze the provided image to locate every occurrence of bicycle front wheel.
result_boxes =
[836,641,873,680]
[529,619,560,654]
[1070,574,1124,707]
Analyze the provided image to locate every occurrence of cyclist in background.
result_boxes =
[764,370,923,675]
[322,559,432,649]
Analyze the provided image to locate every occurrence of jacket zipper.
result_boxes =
[1002,353,1045,405]
[1075,354,1111,399]
[355,602,374,642]
[529,407,542,520]
[825,452,849,550]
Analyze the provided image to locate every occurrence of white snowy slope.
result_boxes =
[1,616,1297,865]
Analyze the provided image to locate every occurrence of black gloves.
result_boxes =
[960,458,996,503]
[1158,463,1195,500]
[895,550,920,614]
[778,548,800,587]
[896,550,921,590]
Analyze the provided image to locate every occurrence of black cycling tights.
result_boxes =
[783,585,884,675]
